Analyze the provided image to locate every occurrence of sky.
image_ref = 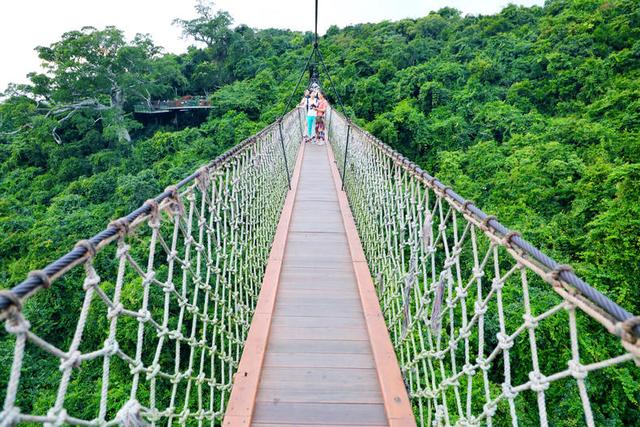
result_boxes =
[0,0,544,92]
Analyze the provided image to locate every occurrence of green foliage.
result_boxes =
[0,0,639,424]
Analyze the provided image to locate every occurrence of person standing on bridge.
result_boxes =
[315,92,328,145]
[301,90,318,143]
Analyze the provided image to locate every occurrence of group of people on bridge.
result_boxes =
[300,86,328,145]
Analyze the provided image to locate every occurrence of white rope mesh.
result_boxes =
[0,108,303,426]
[328,108,640,427]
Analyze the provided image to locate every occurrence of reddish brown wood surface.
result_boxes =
[223,141,307,426]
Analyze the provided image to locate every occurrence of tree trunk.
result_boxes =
[111,86,131,142]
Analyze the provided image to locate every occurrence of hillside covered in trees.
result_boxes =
[0,0,638,424]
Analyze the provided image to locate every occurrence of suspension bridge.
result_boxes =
[0,102,639,426]
[1,2,639,423]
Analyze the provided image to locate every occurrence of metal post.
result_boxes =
[341,120,351,191]
[278,119,292,190]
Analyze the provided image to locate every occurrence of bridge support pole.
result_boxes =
[278,119,292,190]
[340,119,351,191]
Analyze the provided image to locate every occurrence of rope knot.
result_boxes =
[614,316,640,342]
[107,303,124,320]
[459,328,472,340]
[116,399,148,427]
[0,290,24,320]
[109,217,130,237]
[568,360,587,380]
[443,257,455,269]
[462,363,476,377]
[137,309,151,323]
[168,330,183,341]
[433,351,446,361]
[46,408,68,426]
[481,215,497,231]
[548,264,573,287]
[143,271,156,284]
[162,282,176,294]
[474,300,488,316]
[502,231,520,250]
[28,269,51,289]
[146,363,161,380]
[497,332,514,351]
[502,382,517,399]
[462,200,475,213]
[129,362,145,376]
[0,407,21,426]
[523,314,539,329]
[483,401,497,417]
[195,372,206,385]
[4,309,30,335]
[476,357,490,371]
[164,185,185,217]
[116,242,130,259]
[82,266,101,291]
[143,199,160,227]
[491,277,504,292]
[74,239,97,259]
[196,166,211,193]
[104,339,119,356]
[528,371,549,392]
[60,350,82,371]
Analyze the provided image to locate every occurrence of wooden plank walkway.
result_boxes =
[253,143,385,426]
[224,142,415,427]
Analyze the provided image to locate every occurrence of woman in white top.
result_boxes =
[300,90,318,143]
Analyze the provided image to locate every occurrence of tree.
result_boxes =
[173,1,234,58]
[29,27,162,143]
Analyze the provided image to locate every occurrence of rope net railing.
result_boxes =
[0,108,303,426]
[327,108,640,427]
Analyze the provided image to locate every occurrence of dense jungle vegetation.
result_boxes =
[0,0,638,424]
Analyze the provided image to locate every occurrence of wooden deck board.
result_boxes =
[256,387,384,404]
[270,316,366,329]
[263,352,376,369]
[252,143,388,426]
[252,402,387,425]
[269,325,369,341]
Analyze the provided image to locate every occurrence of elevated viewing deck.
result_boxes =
[134,97,213,114]
[224,142,415,426]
